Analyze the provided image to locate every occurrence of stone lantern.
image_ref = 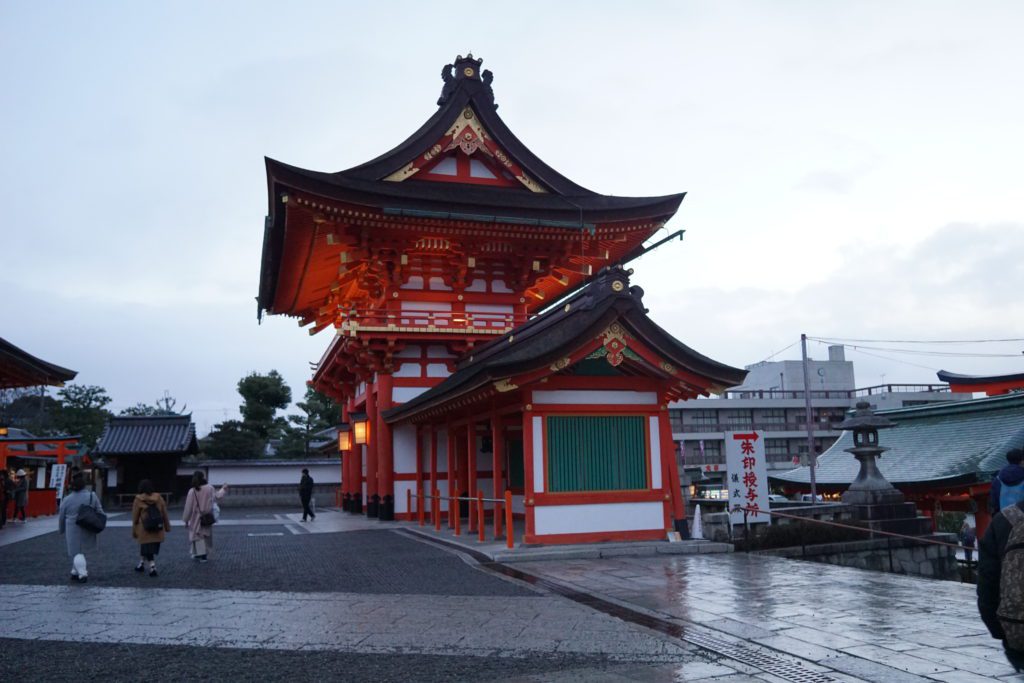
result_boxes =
[838,401,904,506]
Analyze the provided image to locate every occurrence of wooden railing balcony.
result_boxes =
[340,308,527,335]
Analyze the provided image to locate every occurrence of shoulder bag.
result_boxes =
[76,492,107,533]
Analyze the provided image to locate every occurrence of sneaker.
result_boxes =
[149,568,158,577]
[198,555,208,563]
[78,576,88,583]
[70,573,78,581]
[134,563,145,573]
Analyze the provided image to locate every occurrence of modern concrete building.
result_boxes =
[671,346,973,495]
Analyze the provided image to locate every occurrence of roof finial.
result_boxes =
[437,53,491,107]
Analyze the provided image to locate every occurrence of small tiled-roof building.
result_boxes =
[771,393,1024,535]
[93,415,198,501]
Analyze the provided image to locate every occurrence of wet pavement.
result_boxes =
[505,553,1024,682]
[0,507,1019,682]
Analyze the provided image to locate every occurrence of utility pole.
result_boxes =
[801,334,818,503]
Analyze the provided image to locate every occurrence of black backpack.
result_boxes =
[142,502,163,532]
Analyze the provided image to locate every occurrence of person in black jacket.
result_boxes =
[978,499,1024,672]
[299,469,315,522]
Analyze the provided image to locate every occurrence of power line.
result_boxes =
[754,339,800,364]
[811,338,1021,358]
[841,346,941,372]
[808,336,1024,345]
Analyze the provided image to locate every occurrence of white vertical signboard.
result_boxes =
[49,463,68,502]
[725,431,770,525]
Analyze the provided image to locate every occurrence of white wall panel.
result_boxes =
[533,502,664,536]
[532,390,658,405]
[393,424,417,473]
[395,480,415,514]
[393,386,430,403]
[649,415,662,489]
[426,363,450,378]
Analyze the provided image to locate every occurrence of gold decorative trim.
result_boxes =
[494,379,519,393]
[549,356,571,372]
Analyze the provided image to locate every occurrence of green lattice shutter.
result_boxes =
[546,416,646,492]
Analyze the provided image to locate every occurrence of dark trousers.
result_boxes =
[0,497,6,527]
[301,496,314,520]
[14,503,25,521]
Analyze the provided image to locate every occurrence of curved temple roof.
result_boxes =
[936,369,1024,396]
[0,336,77,389]
[771,394,1024,487]
[259,55,685,316]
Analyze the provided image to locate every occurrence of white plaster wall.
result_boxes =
[426,363,450,378]
[436,479,450,511]
[534,502,665,536]
[393,386,430,403]
[394,362,421,378]
[200,463,341,487]
[393,424,417,474]
[427,345,453,358]
[649,415,663,489]
[395,480,414,514]
[532,415,544,493]
[532,390,658,405]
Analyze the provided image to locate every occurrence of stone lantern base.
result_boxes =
[840,447,933,536]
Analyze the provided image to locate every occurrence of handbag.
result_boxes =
[76,492,107,533]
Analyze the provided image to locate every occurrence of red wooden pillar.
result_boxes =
[414,425,423,523]
[377,373,395,520]
[467,422,477,532]
[447,423,456,528]
[429,426,438,522]
[660,406,687,534]
[365,381,379,517]
[491,414,504,539]
[340,405,352,512]
[522,403,535,543]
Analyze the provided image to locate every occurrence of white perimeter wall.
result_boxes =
[181,462,342,487]
[534,502,664,536]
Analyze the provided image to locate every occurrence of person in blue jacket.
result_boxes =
[990,449,1024,514]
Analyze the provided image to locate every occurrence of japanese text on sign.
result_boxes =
[725,431,770,525]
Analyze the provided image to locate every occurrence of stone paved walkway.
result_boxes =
[2,507,1020,682]
[506,553,1024,682]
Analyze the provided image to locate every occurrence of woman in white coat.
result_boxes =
[58,472,104,582]
[182,471,227,562]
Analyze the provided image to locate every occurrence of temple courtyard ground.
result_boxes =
[0,508,1019,682]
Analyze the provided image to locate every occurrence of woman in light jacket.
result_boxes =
[131,479,171,576]
[58,472,104,582]
[182,471,227,562]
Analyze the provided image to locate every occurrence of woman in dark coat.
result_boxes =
[131,479,171,577]
[13,469,29,521]
[0,469,9,528]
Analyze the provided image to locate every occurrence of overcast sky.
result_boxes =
[3,2,1023,435]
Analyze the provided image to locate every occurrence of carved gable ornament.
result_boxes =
[598,323,632,367]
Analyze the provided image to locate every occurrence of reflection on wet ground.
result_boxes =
[508,553,1024,682]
